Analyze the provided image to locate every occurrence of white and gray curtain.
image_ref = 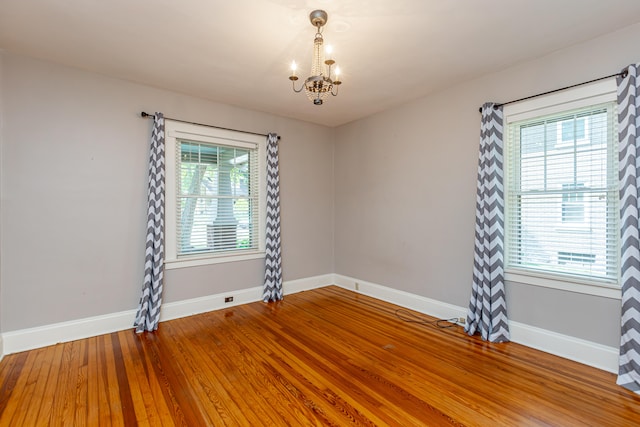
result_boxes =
[617,64,640,393]
[263,133,283,302]
[465,103,510,343]
[134,112,166,333]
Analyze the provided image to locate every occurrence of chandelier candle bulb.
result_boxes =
[289,61,298,81]
[325,45,334,61]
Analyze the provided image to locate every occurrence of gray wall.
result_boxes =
[334,23,640,348]
[0,53,334,331]
[0,52,3,335]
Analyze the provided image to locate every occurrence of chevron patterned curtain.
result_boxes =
[617,64,640,393]
[263,133,283,302]
[465,103,510,343]
[134,112,166,333]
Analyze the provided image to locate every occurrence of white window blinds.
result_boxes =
[176,140,259,256]
[505,102,618,283]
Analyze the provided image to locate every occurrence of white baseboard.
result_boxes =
[333,274,467,320]
[284,274,334,294]
[1,274,334,355]
[333,274,618,373]
[160,273,333,322]
[2,309,137,355]
[159,286,263,322]
[508,320,618,373]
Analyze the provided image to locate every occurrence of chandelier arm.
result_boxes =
[291,80,305,93]
[331,85,339,96]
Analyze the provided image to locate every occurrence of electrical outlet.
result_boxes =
[457,317,466,325]
[224,296,234,303]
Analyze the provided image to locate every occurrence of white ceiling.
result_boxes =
[1,0,640,127]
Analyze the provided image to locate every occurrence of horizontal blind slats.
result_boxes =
[176,140,260,256]
[505,102,618,282]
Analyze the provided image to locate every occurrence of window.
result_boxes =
[561,183,584,223]
[561,117,586,142]
[504,80,619,296]
[164,120,266,269]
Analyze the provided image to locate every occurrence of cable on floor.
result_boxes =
[394,308,459,329]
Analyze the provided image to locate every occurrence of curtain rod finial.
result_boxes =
[621,67,629,79]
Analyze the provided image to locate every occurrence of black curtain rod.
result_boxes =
[478,67,629,113]
[140,112,280,140]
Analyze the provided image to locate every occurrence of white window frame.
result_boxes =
[164,120,266,269]
[503,79,621,299]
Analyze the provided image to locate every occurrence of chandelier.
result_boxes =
[289,10,342,105]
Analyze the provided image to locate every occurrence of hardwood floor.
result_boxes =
[0,286,638,426]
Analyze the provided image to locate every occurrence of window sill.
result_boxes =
[505,269,621,300]
[165,251,265,270]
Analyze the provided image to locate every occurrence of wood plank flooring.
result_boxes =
[0,286,639,426]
